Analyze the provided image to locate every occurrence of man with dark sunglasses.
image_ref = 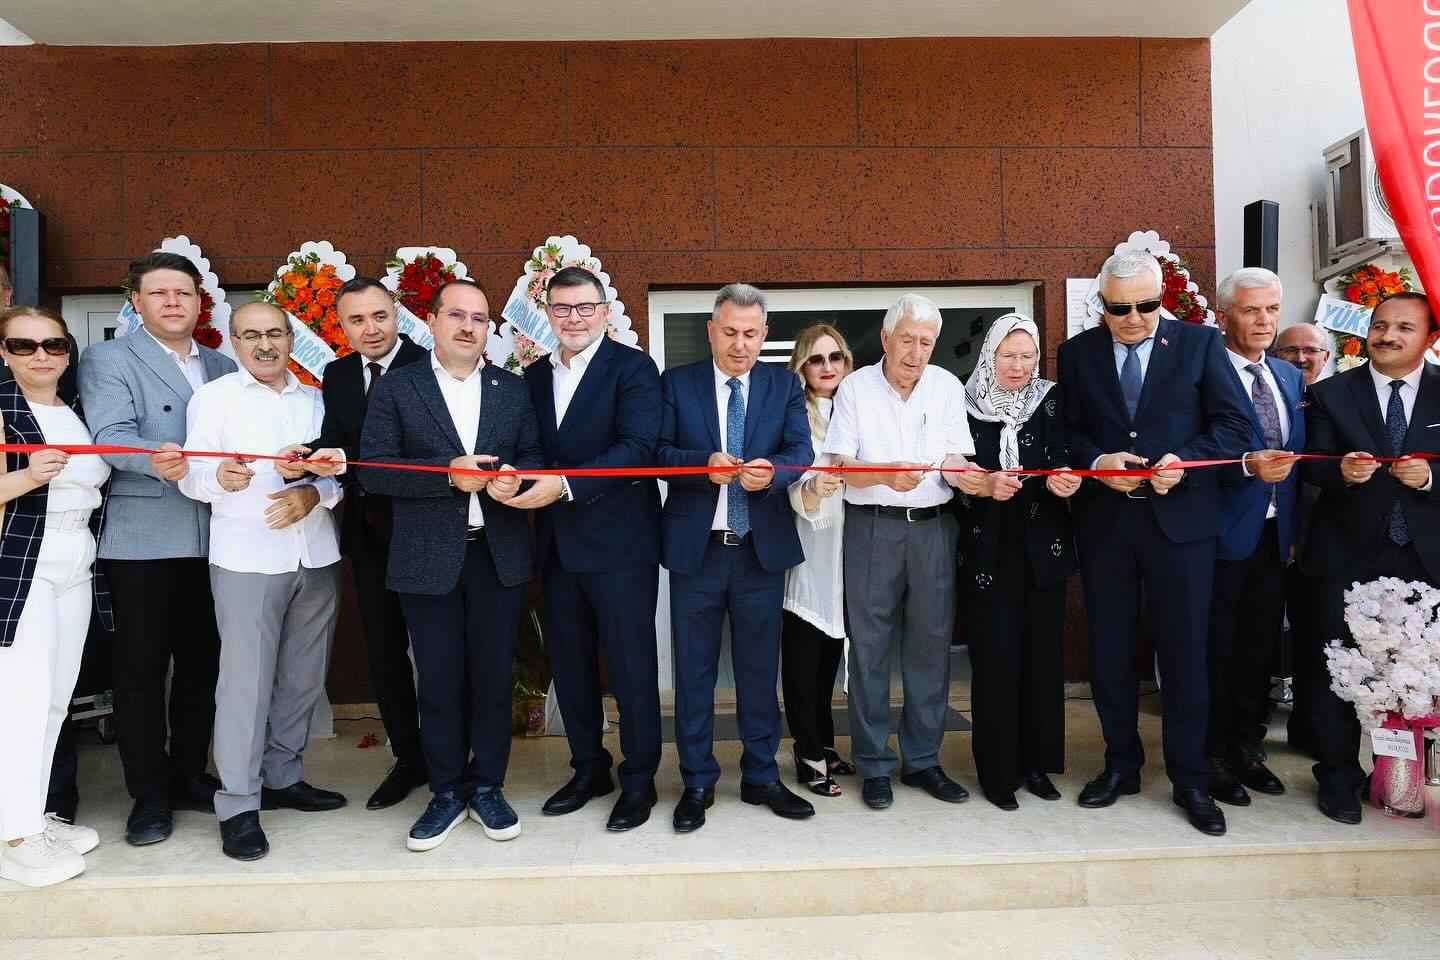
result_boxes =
[1058,251,1250,837]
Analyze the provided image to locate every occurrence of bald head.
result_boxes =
[1272,323,1331,385]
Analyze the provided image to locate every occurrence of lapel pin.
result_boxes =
[1160,337,1169,347]
[491,380,499,386]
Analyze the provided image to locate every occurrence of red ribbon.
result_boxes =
[2,445,1437,479]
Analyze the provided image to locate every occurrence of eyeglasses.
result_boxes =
[804,350,845,369]
[548,302,608,319]
[1273,346,1329,359]
[995,351,1039,364]
[441,309,488,325]
[1101,297,1163,317]
[3,337,70,357]
[236,329,292,344]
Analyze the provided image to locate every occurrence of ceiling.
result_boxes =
[0,0,1251,44]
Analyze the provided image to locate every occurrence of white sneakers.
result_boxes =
[0,833,85,887]
[0,816,100,887]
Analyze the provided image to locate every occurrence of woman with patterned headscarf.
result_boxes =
[957,313,1079,811]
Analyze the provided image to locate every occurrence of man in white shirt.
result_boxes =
[1208,268,1304,808]
[178,302,346,862]
[823,294,975,811]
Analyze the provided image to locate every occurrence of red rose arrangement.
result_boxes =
[0,199,17,266]
[192,287,224,349]
[1159,254,1208,324]
[388,252,459,319]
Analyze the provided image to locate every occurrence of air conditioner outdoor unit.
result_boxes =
[1322,128,1399,261]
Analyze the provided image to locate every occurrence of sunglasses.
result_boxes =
[804,350,846,369]
[3,337,71,357]
[1101,297,1163,318]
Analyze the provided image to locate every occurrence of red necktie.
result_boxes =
[365,362,382,400]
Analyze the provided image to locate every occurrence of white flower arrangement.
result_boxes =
[1325,577,1440,728]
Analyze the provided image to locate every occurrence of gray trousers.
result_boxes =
[843,507,958,779]
[211,563,341,820]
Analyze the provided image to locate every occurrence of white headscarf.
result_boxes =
[964,313,1054,471]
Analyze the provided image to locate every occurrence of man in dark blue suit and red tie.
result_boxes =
[1058,251,1251,836]
[657,283,816,833]
[505,266,665,832]
[1207,268,1305,809]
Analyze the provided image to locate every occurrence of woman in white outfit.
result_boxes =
[782,324,853,797]
[0,306,111,887]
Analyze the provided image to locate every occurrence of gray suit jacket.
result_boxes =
[77,329,236,560]
[358,359,543,595]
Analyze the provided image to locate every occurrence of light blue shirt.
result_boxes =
[1112,336,1155,383]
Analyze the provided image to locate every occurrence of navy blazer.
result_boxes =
[524,336,662,574]
[1057,317,1252,545]
[656,358,813,576]
[1300,362,1440,582]
[0,378,113,647]
[1215,354,1306,562]
[357,358,544,595]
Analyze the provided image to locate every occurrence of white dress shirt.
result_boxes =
[1112,334,1156,382]
[362,336,404,394]
[432,352,486,527]
[27,402,110,513]
[712,363,751,531]
[550,335,604,426]
[1228,349,1291,518]
[142,324,206,391]
[178,367,342,575]
[822,362,975,508]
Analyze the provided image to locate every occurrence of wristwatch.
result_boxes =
[558,478,574,502]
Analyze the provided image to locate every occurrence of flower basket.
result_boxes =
[258,241,355,385]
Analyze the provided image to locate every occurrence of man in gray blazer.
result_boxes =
[355,278,543,853]
[77,252,235,847]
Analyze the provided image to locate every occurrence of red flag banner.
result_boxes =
[1347,0,1440,312]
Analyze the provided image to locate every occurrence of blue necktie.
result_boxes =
[1386,379,1410,546]
[1120,342,1143,420]
[726,377,750,536]
[1247,363,1284,509]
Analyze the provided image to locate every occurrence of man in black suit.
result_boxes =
[301,277,429,810]
[1058,251,1251,836]
[1300,291,1440,825]
[504,267,664,832]
[355,279,544,853]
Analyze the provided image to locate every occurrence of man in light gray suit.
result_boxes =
[77,252,235,847]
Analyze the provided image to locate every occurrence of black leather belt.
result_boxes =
[466,526,486,540]
[710,530,750,546]
[852,503,942,522]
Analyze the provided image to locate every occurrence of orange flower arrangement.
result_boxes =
[260,251,349,384]
[1338,263,1413,309]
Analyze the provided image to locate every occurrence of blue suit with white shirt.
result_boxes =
[1215,354,1305,562]
[656,357,812,789]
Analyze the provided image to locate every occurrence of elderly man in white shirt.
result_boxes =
[823,293,976,811]
[178,301,346,862]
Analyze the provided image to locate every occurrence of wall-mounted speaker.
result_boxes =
[7,206,43,306]
[1242,200,1279,273]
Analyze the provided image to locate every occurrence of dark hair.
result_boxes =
[430,278,487,316]
[0,304,68,340]
[546,266,604,302]
[126,251,201,295]
[336,276,390,310]
[1373,291,1438,332]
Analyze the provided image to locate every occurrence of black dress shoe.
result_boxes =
[900,766,970,803]
[1207,756,1251,807]
[261,781,347,812]
[983,788,1019,811]
[367,760,429,811]
[172,772,221,814]
[125,797,173,846]
[1077,769,1141,808]
[1226,745,1285,795]
[219,811,269,861]
[606,784,658,832]
[740,780,816,820]
[862,777,893,809]
[542,772,615,816]
[1318,785,1363,825]
[1022,771,1061,801]
[1173,786,1227,835]
[673,787,715,833]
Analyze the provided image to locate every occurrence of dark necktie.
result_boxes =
[1247,363,1284,508]
[726,377,750,536]
[362,361,385,528]
[1120,342,1143,420]
[1387,379,1410,545]
[365,362,383,400]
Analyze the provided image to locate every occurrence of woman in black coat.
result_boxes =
[956,313,1079,811]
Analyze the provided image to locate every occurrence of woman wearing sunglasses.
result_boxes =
[781,324,855,797]
[0,306,111,887]
[957,313,1079,811]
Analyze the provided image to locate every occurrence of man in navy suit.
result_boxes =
[356,279,544,852]
[657,283,816,832]
[1301,291,1440,824]
[1207,268,1304,808]
[504,266,664,832]
[1058,251,1250,836]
